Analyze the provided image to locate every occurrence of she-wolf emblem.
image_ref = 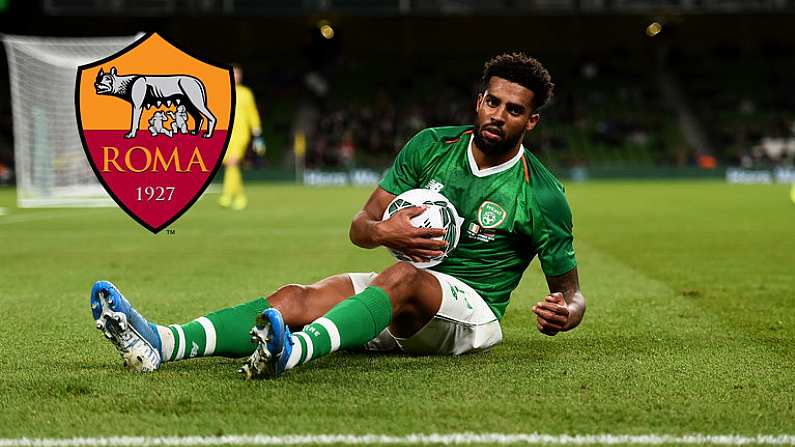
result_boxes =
[94,66,217,139]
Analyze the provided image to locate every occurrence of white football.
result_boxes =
[381,188,464,268]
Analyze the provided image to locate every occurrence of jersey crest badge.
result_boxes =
[477,201,506,229]
[75,32,235,233]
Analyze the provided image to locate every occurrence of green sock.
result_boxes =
[158,297,270,361]
[285,286,392,369]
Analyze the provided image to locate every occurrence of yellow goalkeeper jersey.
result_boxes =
[229,84,262,155]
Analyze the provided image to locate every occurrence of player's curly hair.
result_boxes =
[481,52,554,110]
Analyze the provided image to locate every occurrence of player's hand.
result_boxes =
[532,292,569,336]
[375,205,447,262]
[224,156,239,167]
[253,136,266,156]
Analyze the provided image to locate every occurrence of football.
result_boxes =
[381,188,464,268]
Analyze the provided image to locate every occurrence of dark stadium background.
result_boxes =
[0,0,794,182]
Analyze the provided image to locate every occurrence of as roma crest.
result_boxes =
[75,32,234,233]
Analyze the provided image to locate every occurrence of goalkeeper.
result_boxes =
[91,53,587,378]
[219,64,266,210]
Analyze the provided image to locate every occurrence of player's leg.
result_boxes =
[388,270,502,355]
[157,274,355,362]
[231,142,249,210]
[268,274,361,329]
[90,275,357,372]
[242,262,443,379]
[218,141,246,208]
[218,166,233,208]
[220,163,242,207]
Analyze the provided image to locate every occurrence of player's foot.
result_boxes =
[232,196,247,211]
[239,308,292,379]
[90,280,162,372]
[218,195,232,208]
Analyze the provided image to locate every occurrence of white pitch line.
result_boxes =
[0,433,794,446]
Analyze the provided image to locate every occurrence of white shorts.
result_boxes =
[348,270,503,355]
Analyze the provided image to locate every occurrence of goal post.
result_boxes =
[3,34,141,207]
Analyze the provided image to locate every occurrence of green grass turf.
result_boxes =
[0,181,793,440]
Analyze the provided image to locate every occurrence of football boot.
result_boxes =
[239,308,292,379]
[90,280,162,372]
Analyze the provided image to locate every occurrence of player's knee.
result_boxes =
[273,283,308,302]
[372,262,421,300]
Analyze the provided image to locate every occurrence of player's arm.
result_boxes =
[243,88,266,154]
[532,267,586,336]
[349,186,447,262]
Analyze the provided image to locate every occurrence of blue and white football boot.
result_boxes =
[90,280,162,372]
[239,308,293,380]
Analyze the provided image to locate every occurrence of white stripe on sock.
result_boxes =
[315,317,341,352]
[297,331,313,362]
[173,325,186,360]
[196,317,216,356]
[285,335,302,369]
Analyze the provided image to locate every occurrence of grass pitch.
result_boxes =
[0,180,793,441]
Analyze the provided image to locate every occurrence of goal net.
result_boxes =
[3,34,140,207]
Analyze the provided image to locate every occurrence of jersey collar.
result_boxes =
[467,133,525,178]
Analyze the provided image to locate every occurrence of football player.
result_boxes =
[92,53,586,378]
[218,64,266,211]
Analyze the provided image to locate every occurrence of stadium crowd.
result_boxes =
[0,52,793,180]
[293,59,676,171]
[288,55,795,172]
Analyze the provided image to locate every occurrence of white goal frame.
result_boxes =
[3,34,141,207]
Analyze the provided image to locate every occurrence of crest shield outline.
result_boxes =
[75,32,235,233]
[477,200,507,229]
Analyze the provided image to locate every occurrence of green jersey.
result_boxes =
[379,125,577,319]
